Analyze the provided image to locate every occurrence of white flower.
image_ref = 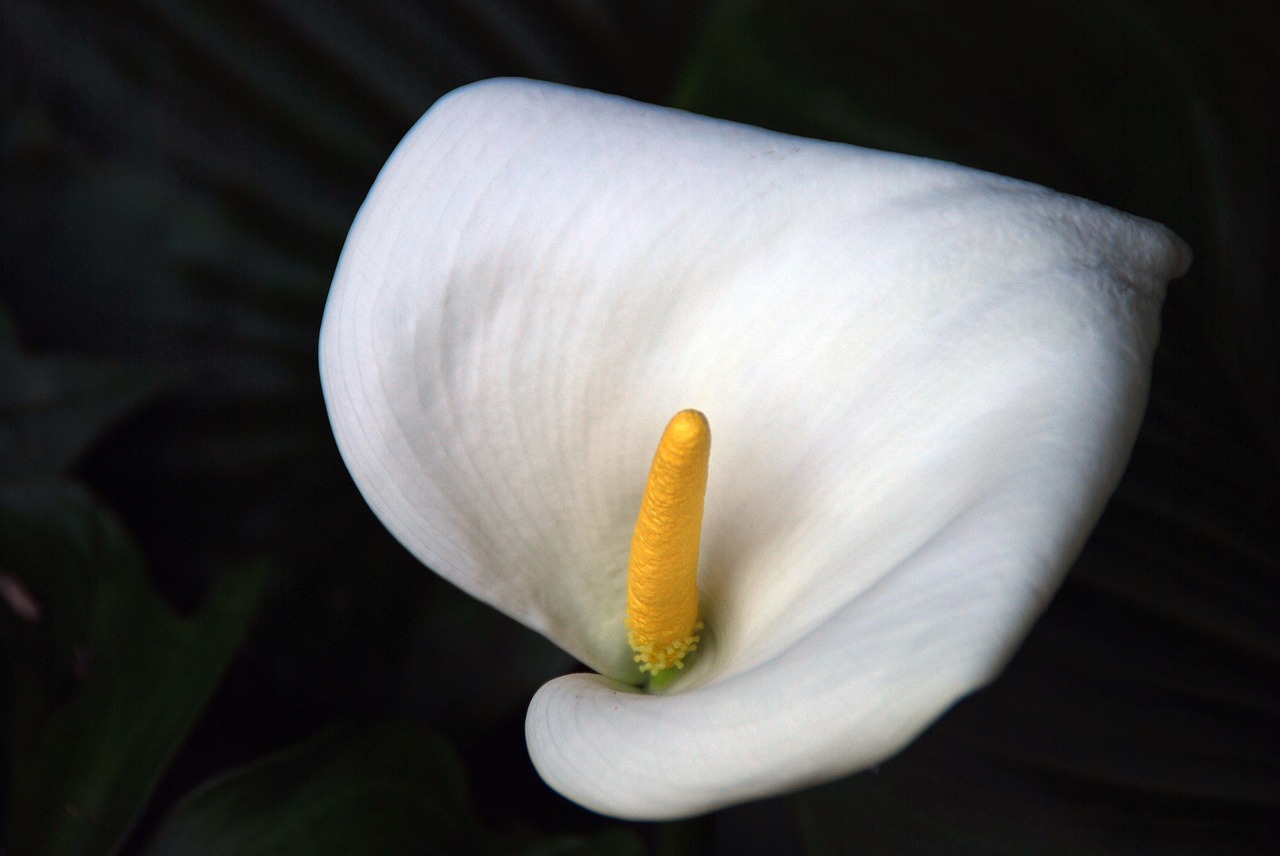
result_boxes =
[319,78,1190,820]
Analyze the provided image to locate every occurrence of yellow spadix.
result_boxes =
[626,409,709,675]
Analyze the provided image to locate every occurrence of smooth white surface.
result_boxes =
[320,78,1190,819]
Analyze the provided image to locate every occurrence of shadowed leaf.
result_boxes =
[0,308,163,481]
[143,721,472,856]
[1,485,267,856]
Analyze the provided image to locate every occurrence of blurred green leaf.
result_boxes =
[143,719,647,856]
[0,485,267,856]
[0,306,162,481]
[143,721,472,856]
[507,829,647,856]
[400,579,573,738]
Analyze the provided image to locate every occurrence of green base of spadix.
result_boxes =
[647,667,680,691]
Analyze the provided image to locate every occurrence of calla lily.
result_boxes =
[319,78,1190,820]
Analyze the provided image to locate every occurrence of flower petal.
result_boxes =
[320,78,1190,818]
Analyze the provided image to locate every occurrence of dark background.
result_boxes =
[2,1,1276,853]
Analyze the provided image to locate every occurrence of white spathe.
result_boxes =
[319,78,1190,820]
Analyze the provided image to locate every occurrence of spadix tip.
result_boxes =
[664,409,710,447]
